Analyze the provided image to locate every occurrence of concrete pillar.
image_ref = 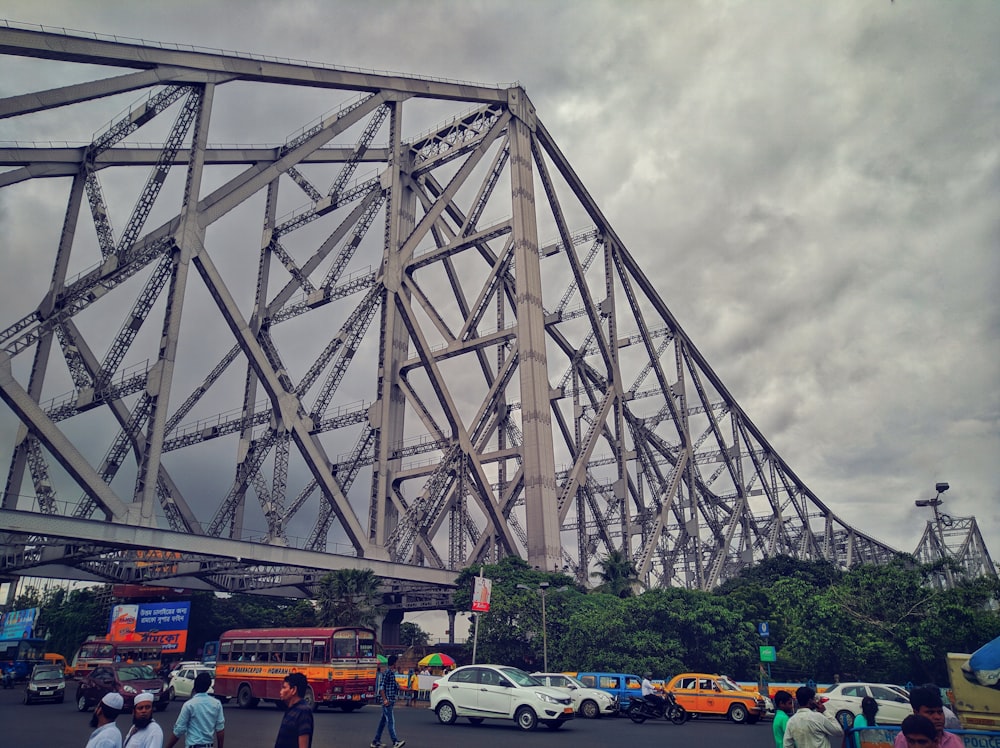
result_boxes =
[380,608,404,646]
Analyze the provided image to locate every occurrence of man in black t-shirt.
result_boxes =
[274,672,313,748]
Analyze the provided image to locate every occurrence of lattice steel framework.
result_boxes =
[0,24,906,598]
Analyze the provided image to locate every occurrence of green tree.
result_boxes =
[399,622,430,647]
[317,568,382,627]
[590,549,640,597]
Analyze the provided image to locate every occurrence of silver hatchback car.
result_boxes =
[431,664,575,731]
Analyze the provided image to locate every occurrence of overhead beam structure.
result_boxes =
[0,22,923,603]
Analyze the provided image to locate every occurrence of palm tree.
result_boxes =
[317,568,383,627]
[591,549,640,597]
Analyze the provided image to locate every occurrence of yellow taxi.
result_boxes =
[665,672,766,724]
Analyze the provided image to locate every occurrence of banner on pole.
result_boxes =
[472,577,492,612]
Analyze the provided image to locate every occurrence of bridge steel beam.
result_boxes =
[3,24,977,602]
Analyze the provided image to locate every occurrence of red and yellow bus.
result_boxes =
[214,627,378,711]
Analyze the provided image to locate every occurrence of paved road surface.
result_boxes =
[0,682,781,747]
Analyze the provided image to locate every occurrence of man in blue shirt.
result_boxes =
[165,672,225,748]
[370,655,405,748]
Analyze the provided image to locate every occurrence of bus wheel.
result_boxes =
[303,688,317,712]
[237,685,258,709]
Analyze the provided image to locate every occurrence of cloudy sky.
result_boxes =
[1,0,997,575]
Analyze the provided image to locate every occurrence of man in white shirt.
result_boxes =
[783,686,843,748]
[86,692,124,748]
[124,692,164,748]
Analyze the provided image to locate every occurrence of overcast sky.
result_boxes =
[1,0,997,581]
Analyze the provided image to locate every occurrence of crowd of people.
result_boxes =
[81,658,416,748]
[773,683,963,748]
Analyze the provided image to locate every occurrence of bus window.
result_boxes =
[332,631,356,658]
[311,641,326,663]
[283,640,299,664]
[218,641,231,663]
[358,631,375,658]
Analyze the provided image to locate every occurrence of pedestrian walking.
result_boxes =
[164,672,225,748]
[86,691,124,748]
[406,669,417,707]
[124,692,164,748]
[370,654,405,748]
[273,672,313,748]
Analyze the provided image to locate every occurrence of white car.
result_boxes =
[530,672,618,718]
[431,664,575,731]
[818,682,911,725]
[167,665,216,700]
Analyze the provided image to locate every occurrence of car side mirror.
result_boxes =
[498,680,511,688]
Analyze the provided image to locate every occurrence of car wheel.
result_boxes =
[155,699,168,712]
[515,705,538,731]
[167,687,175,701]
[23,692,31,705]
[236,684,258,709]
[303,687,317,712]
[836,710,854,726]
[580,699,600,719]
[76,693,89,712]
[728,703,748,723]
[467,717,484,725]
[435,701,457,725]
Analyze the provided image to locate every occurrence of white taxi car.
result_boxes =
[530,672,618,718]
[431,664,575,730]
[818,682,912,725]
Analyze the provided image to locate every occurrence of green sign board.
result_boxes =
[759,645,777,663]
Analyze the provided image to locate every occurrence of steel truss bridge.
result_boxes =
[0,24,991,610]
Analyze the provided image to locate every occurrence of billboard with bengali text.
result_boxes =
[108,601,190,653]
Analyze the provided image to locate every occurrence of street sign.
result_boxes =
[758,621,770,637]
[472,576,492,612]
[759,646,777,663]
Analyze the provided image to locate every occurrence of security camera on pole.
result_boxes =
[470,568,492,664]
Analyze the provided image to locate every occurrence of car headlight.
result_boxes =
[536,692,562,704]
[122,685,137,694]
[27,685,38,692]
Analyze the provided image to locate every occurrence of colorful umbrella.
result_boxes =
[417,652,455,668]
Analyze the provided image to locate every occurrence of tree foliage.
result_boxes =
[456,554,999,685]
[316,568,382,627]
[399,622,430,647]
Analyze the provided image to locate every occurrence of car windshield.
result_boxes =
[498,667,541,687]
[718,677,742,691]
[33,670,63,682]
[118,665,157,681]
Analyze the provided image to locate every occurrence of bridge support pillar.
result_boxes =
[447,610,456,644]
[380,608,404,646]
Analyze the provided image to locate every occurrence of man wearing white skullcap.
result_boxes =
[124,692,163,748]
[85,691,124,748]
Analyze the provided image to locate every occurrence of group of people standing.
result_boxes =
[83,670,314,748]
[83,656,416,748]
[773,683,962,748]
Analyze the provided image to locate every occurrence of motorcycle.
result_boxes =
[627,691,688,724]
[1,665,14,689]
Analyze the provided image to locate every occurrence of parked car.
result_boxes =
[430,664,575,731]
[24,665,66,704]
[664,672,767,724]
[818,682,912,726]
[570,671,645,710]
[167,664,217,700]
[530,672,618,718]
[76,663,169,713]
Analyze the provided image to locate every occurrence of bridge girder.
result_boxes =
[0,24,906,599]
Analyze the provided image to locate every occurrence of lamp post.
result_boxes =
[916,482,953,586]
[517,582,566,671]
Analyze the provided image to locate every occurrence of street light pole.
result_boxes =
[517,581,566,671]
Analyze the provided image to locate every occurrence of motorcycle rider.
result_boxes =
[641,672,664,708]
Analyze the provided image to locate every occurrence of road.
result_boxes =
[0,683,781,747]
